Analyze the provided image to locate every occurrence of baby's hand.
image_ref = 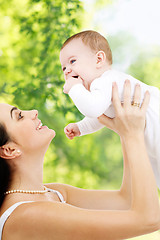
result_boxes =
[64,123,81,140]
[63,76,82,94]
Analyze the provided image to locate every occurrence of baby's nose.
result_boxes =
[65,67,72,75]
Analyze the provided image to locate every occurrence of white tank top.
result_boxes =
[0,188,65,240]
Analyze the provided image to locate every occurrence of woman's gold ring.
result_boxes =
[131,102,140,107]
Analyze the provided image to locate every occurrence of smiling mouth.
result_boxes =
[36,122,43,130]
[72,76,78,78]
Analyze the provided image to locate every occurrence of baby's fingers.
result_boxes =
[66,134,74,140]
[64,127,71,134]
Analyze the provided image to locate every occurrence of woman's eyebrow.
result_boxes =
[10,107,18,119]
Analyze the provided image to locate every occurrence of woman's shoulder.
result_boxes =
[3,200,97,240]
[2,200,67,240]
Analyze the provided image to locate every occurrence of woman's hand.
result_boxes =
[98,80,150,138]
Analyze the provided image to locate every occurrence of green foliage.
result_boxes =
[0,0,83,110]
[94,0,116,9]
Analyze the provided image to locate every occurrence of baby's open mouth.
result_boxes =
[72,76,78,78]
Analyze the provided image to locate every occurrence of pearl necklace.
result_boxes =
[4,186,48,195]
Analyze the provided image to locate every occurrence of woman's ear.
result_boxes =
[96,51,106,68]
[0,143,21,159]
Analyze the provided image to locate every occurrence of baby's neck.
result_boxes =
[87,65,111,91]
[93,64,112,81]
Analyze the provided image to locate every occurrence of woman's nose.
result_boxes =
[30,110,38,120]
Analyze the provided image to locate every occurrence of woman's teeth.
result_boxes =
[36,122,43,130]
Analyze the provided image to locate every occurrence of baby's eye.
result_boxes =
[62,67,66,72]
[70,59,76,64]
[18,111,24,120]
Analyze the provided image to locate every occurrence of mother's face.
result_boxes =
[0,103,55,153]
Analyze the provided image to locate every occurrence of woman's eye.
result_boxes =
[70,59,76,64]
[18,112,24,120]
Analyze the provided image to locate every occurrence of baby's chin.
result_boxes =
[83,80,90,91]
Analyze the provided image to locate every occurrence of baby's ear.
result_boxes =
[96,51,106,68]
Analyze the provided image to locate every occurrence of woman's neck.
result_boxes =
[9,154,45,191]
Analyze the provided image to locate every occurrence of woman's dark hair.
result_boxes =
[0,123,11,207]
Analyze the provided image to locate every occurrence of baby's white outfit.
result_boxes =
[0,188,65,240]
[69,69,160,189]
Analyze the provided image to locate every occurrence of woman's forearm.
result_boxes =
[123,133,160,223]
[119,138,131,204]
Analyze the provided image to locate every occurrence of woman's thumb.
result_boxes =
[98,114,113,129]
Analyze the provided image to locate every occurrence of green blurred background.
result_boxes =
[0,0,160,239]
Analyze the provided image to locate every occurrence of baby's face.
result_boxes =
[60,38,99,89]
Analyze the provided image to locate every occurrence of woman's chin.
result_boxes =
[45,130,56,146]
[52,130,56,138]
[50,129,56,138]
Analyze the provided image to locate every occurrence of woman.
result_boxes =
[0,81,159,240]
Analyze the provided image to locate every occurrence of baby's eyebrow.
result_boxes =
[69,55,76,59]
[10,107,18,119]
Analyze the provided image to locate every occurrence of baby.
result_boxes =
[60,30,160,188]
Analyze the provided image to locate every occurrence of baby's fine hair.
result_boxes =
[61,30,112,65]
